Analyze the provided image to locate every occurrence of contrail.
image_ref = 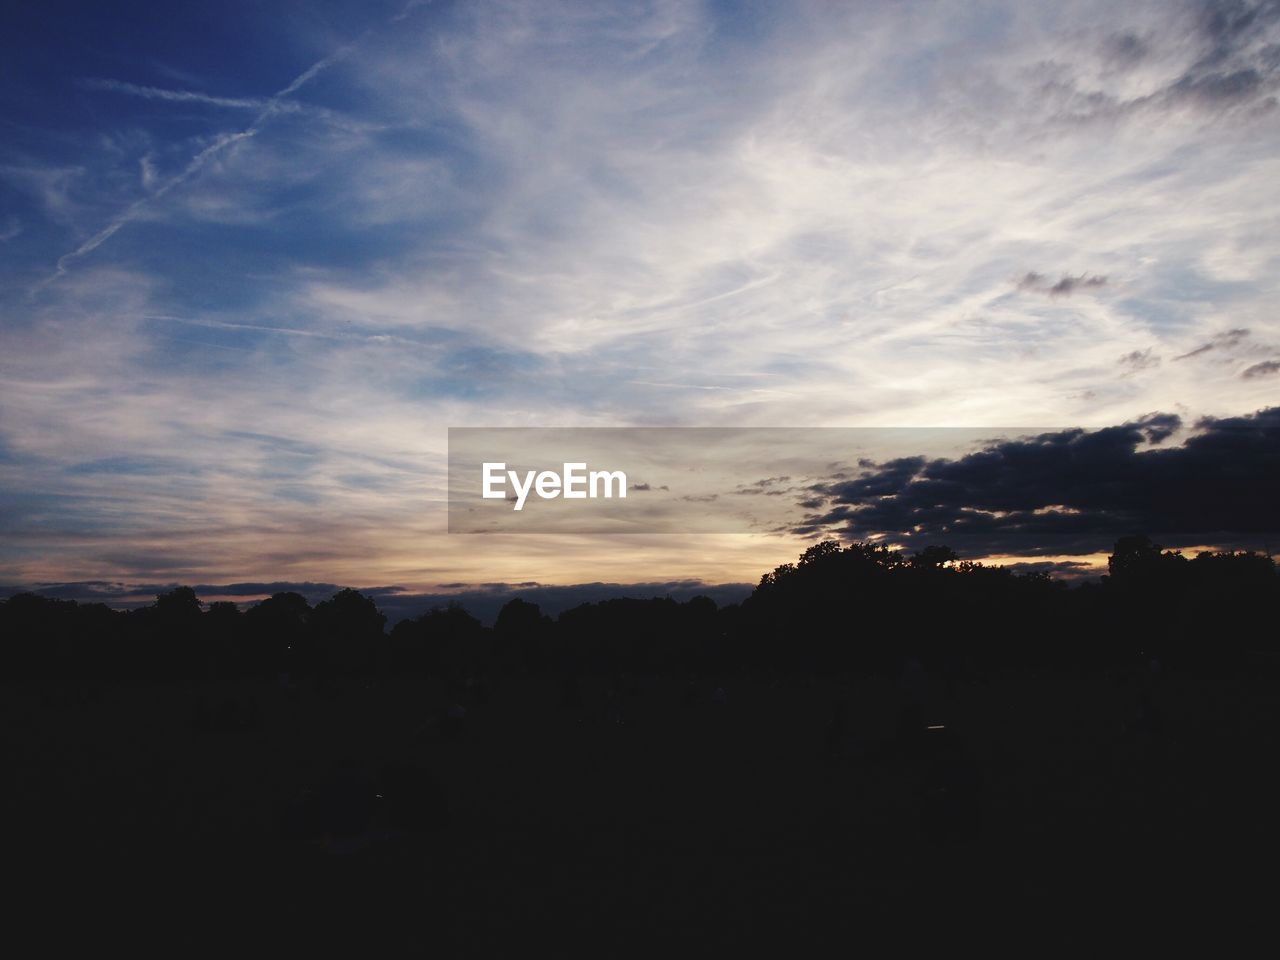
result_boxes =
[80,78,273,110]
[36,0,429,291]
[272,46,350,100]
[41,130,255,288]
[141,313,446,349]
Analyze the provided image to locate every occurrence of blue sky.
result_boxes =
[2,0,1279,601]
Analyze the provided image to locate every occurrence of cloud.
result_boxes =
[795,407,1280,556]
[1174,327,1251,359]
[1243,359,1280,378]
[4,1,1280,590]
[1039,0,1280,123]
[80,79,276,110]
[36,3,395,287]
[42,130,257,286]
[1119,348,1161,371]
[1017,272,1109,297]
[1103,31,1150,67]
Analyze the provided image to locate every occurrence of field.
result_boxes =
[9,658,1280,950]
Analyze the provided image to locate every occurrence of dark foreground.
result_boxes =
[9,658,1280,951]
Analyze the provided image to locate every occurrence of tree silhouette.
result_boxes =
[389,602,483,676]
[2,535,1276,685]
[246,592,313,677]
[312,588,387,676]
[494,597,552,670]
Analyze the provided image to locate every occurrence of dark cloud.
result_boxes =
[1049,274,1108,296]
[1175,327,1250,359]
[795,407,1280,556]
[735,475,795,496]
[0,580,154,604]
[1104,31,1150,67]
[1062,3,1280,126]
[1165,0,1280,107]
[1017,272,1108,297]
[1196,0,1277,69]
[0,579,406,607]
[1168,67,1266,105]
[1243,359,1280,378]
[1119,348,1161,371]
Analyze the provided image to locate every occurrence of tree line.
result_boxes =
[2,535,1275,687]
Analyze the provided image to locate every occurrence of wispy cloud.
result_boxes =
[80,78,275,110]
[40,130,257,287]
[1174,327,1251,359]
[3,0,1280,590]
[1119,348,1161,372]
[36,10,383,288]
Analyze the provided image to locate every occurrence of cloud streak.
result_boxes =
[80,78,275,110]
[3,0,1280,590]
[36,6,389,288]
[1174,327,1251,359]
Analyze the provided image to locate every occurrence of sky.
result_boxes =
[2,0,1279,613]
